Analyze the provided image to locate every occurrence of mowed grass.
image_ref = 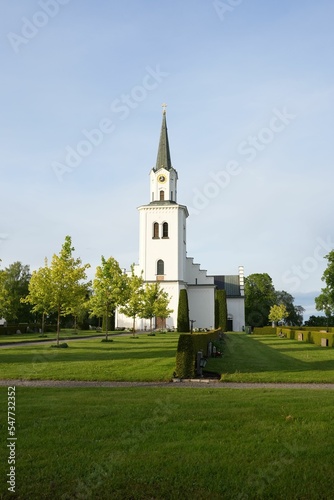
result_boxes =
[206,332,334,383]
[0,333,180,381]
[0,329,104,344]
[1,387,334,499]
[3,331,334,383]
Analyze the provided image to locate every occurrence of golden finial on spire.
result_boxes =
[162,103,167,115]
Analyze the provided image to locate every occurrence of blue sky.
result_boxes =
[1,0,334,320]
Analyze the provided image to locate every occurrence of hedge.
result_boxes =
[253,326,276,335]
[175,330,220,378]
[0,324,57,335]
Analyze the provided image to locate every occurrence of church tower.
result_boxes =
[138,108,189,287]
[136,107,215,329]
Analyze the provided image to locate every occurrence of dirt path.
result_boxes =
[1,379,334,389]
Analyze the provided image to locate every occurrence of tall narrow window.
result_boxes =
[162,222,168,238]
[160,190,165,201]
[157,259,164,275]
[153,222,159,239]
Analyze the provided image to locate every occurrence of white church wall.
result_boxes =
[138,205,187,282]
[187,285,215,329]
[185,257,214,285]
[227,298,245,332]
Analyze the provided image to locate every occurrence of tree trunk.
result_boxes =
[41,312,45,335]
[132,316,136,336]
[150,316,152,333]
[57,305,61,346]
[105,306,109,341]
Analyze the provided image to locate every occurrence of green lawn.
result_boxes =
[1,387,334,499]
[206,332,334,383]
[2,331,334,383]
[0,329,105,344]
[0,333,180,381]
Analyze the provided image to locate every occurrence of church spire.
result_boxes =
[155,104,172,171]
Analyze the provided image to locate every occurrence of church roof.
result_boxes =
[154,108,172,171]
[214,275,242,297]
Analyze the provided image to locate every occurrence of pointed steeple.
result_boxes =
[155,105,172,171]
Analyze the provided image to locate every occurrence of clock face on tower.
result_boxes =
[158,174,166,183]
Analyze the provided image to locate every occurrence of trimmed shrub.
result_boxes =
[310,331,334,347]
[175,334,194,378]
[215,290,227,331]
[177,289,190,332]
[253,326,276,335]
[175,330,220,378]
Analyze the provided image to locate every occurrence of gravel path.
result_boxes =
[1,379,334,389]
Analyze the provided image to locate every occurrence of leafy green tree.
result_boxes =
[140,282,173,331]
[275,290,304,326]
[215,289,227,331]
[315,289,333,325]
[268,304,289,326]
[245,273,276,327]
[89,256,127,340]
[21,258,52,333]
[315,251,334,323]
[177,289,190,332]
[305,315,334,327]
[49,236,90,345]
[1,262,32,323]
[119,265,144,335]
[0,261,10,320]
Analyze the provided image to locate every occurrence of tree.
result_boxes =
[140,282,173,331]
[89,256,127,340]
[315,251,334,322]
[177,289,190,332]
[275,290,304,326]
[268,304,289,326]
[315,289,333,325]
[0,261,10,321]
[49,236,90,345]
[119,265,144,335]
[21,259,52,333]
[245,273,276,327]
[215,289,227,331]
[1,262,32,323]
[305,315,334,327]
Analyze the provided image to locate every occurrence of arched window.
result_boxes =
[160,190,165,201]
[157,259,164,275]
[153,222,159,239]
[162,222,168,238]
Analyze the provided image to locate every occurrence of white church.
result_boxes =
[116,109,245,331]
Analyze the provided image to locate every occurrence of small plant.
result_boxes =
[101,338,113,343]
[51,342,69,348]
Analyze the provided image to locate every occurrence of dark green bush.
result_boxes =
[175,330,221,378]
[215,290,227,331]
[51,343,68,348]
[175,334,194,378]
[177,289,190,332]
